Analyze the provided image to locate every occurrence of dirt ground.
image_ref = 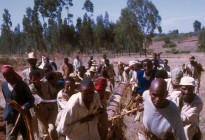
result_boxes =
[0,37,205,139]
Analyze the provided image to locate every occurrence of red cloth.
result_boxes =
[95,77,107,91]
[2,65,14,73]
[2,65,22,80]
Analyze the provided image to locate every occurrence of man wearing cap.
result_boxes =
[57,78,101,140]
[85,66,98,82]
[22,52,44,84]
[1,65,34,140]
[166,68,184,110]
[138,78,186,140]
[183,56,204,93]
[179,76,203,140]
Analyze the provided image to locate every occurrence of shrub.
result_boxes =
[162,37,176,48]
[166,48,179,54]
[197,28,205,52]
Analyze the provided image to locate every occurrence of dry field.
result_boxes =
[0,36,205,139]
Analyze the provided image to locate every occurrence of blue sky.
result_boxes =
[0,0,205,33]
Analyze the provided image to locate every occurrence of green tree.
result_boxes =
[95,15,106,51]
[198,27,205,51]
[127,0,161,56]
[1,9,13,54]
[79,14,94,53]
[37,0,73,19]
[114,8,141,56]
[13,24,21,54]
[83,0,94,14]
[193,20,201,33]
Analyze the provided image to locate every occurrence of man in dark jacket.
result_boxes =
[2,65,34,140]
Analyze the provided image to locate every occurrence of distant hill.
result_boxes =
[149,36,198,53]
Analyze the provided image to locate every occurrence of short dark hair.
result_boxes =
[155,70,168,79]
[29,70,41,79]
[164,59,168,63]
[65,77,75,85]
[80,77,94,89]
[143,59,152,64]
[78,66,86,72]
[45,72,56,81]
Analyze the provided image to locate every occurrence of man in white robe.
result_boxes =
[57,78,101,140]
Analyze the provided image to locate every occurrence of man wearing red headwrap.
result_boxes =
[1,65,34,140]
[94,77,111,140]
[94,77,111,105]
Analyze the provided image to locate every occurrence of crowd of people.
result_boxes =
[1,52,204,140]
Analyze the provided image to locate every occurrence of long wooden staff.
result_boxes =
[108,107,140,121]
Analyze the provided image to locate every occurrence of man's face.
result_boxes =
[181,85,194,102]
[30,75,41,87]
[81,85,95,104]
[64,59,68,64]
[90,71,96,77]
[190,59,194,64]
[28,59,37,67]
[133,64,140,72]
[64,81,75,93]
[164,60,168,66]
[3,71,15,83]
[149,86,166,108]
[143,62,152,75]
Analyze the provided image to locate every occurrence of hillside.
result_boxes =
[149,36,198,53]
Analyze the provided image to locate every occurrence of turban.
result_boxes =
[2,65,22,80]
[2,65,14,73]
[95,77,107,91]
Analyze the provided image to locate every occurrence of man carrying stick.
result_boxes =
[57,78,102,140]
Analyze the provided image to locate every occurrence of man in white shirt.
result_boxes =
[22,52,44,84]
[138,78,186,140]
[57,78,101,140]
[179,76,203,140]
[73,55,83,73]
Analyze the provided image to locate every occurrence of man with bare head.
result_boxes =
[62,58,74,79]
[57,78,101,140]
[138,78,186,140]
[137,59,156,95]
